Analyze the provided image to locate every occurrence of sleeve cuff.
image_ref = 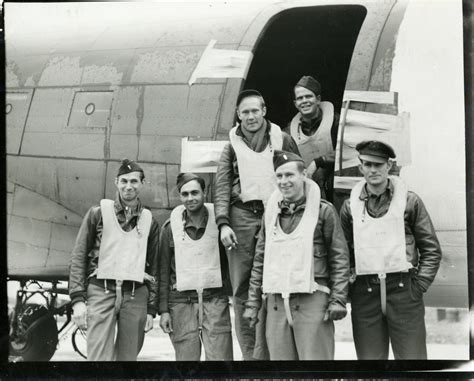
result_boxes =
[147,306,157,318]
[217,218,230,229]
[70,293,86,306]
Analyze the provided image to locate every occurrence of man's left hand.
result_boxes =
[144,314,154,332]
[324,304,347,321]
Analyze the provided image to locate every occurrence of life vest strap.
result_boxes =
[378,273,387,315]
[282,293,294,327]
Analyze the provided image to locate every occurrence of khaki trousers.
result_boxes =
[265,292,335,360]
[226,206,263,360]
[168,296,233,361]
[86,282,148,361]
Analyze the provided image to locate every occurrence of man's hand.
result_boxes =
[242,306,259,328]
[306,160,317,178]
[324,304,347,321]
[159,312,173,334]
[220,224,238,251]
[144,314,154,333]
[72,301,88,330]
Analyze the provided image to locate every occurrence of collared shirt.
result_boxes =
[340,180,442,292]
[247,196,350,310]
[69,193,160,316]
[158,207,231,314]
[359,179,395,218]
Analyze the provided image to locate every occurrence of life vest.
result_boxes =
[97,199,152,282]
[290,101,335,167]
[350,176,411,275]
[229,123,283,205]
[170,203,222,291]
[262,178,327,294]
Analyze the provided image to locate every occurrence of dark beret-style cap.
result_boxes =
[295,75,321,96]
[356,140,396,163]
[117,158,144,177]
[273,150,305,170]
[176,172,203,192]
[236,89,263,107]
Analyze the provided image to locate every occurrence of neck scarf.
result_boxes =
[240,119,269,153]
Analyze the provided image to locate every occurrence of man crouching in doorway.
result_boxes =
[159,173,233,360]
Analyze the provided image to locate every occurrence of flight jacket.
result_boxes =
[214,120,300,228]
[246,198,350,310]
[68,195,160,317]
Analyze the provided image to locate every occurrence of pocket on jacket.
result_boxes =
[313,247,328,277]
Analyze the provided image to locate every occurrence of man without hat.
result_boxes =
[69,159,160,361]
[339,140,442,359]
[214,90,300,359]
[287,75,340,201]
[158,173,233,360]
[242,150,350,360]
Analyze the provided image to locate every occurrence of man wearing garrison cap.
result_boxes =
[158,173,233,360]
[340,141,442,359]
[242,150,350,360]
[286,75,340,201]
[69,159,160,361]
[214,89,300,359]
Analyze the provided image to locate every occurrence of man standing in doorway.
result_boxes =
[214,89,300,359]
[242,150,350,360]
[159,173,233,361]
[287,75,339,201]
[69,158,160,361]
[339,140,442,359]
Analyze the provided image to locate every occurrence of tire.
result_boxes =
[10,304,58,361]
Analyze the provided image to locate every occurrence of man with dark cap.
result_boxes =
[339,140,442,359]
[69,158,160,361]
[242,150,350,360]
[159,173,233,360]
[214,89,300,359]
[287,75,340,201]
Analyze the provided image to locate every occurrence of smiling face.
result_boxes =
[115,171,144,203]
[275,161,306,202]
[236,96,267,133]
[294,86,321,119]
[359,159,393,188]
[179,179,205,214]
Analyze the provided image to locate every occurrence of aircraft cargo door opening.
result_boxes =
[244,5,367,128]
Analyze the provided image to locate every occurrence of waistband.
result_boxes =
[357,271,412,285]
[233,199,264,214]
[89,276,145,291]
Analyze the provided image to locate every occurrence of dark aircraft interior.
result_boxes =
[244,5,367,127]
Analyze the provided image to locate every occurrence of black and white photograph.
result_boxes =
[4,0,471,373]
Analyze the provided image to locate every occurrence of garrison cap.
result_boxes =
[176,172,205,192]
[117,158,144,178]
[356,140,396,163]
[273,150,305,170]
[295,75,321,96]
[236,89,263,107]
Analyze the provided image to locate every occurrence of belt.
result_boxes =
[360,272,408,285]
[90,276,145,292]
[233,199,264,214]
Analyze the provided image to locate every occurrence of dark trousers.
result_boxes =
[350,272,427,360]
